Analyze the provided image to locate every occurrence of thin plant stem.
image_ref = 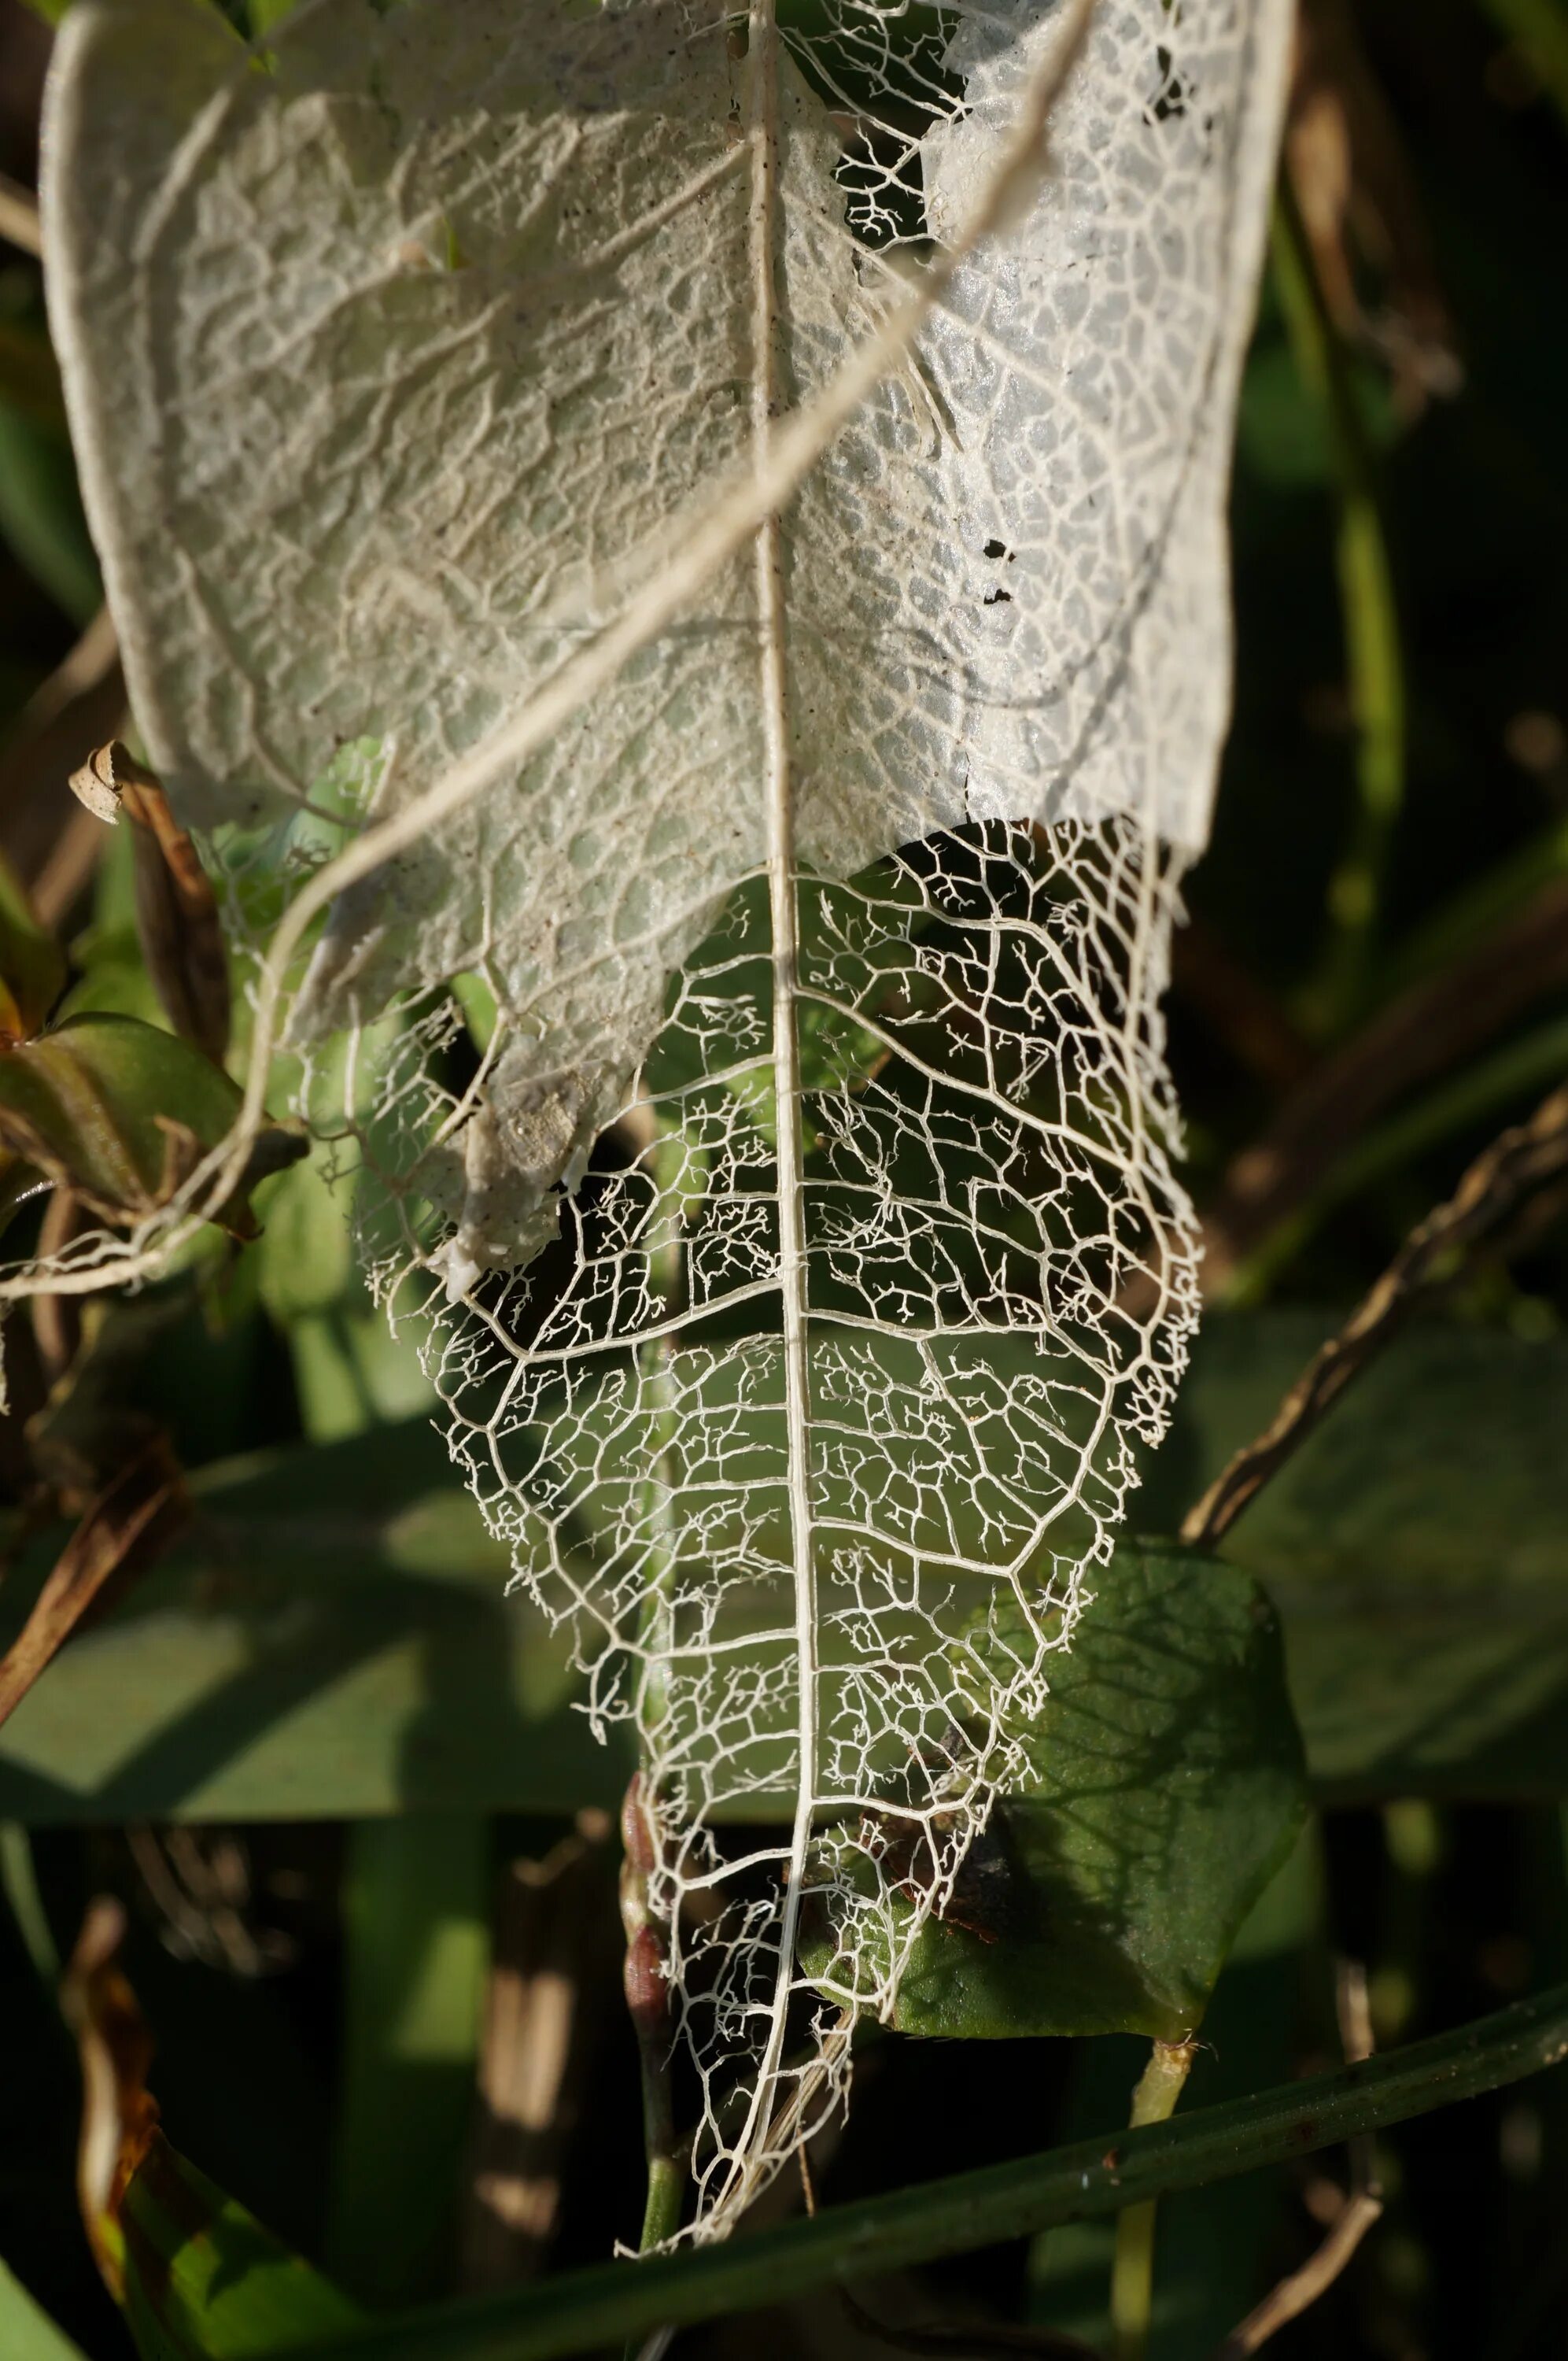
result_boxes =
[1271,183,1404,1037]
[1211,1960,1383,2359]
[1220,1011,1568,1306]
[1188,1075,1568,1546]
[0,1821,58,1986]
[278,1977,1568,2361]
[1109,2039,1197,2361]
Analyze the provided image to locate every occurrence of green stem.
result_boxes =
[1271,186,1405,1037]
[282,1979,1568,2361]
[639,2155,685,2257]
[327,1817,490,2308]
[1109,2039,1197,2361]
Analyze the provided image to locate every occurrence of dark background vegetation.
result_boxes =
[0,2,1565,2359]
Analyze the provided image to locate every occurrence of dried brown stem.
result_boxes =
[1211,1958,1382,2360]
[1203,877,1568,1290]
[619,1772,685,2252]
[0,171,41,260]
[1288,0,1460,415]
[1184,1077,1568,1550]
[0,1432,188,1732]
[1212,2192,1383,2361]
[69,741,231,1062]
[30,1185,85,1390]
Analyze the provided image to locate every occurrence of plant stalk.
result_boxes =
[1272,182,1404,1037]
[1109,2038,1197,2361]
[280,1978,1568,2361]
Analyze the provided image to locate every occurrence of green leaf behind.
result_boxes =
[0,2261,88,2361]
[873,1550,1307,2041]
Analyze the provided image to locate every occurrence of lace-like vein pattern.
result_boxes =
[369,814,1198,2237]
[31,0,1291,2240]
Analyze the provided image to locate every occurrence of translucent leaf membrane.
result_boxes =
[371,811,1198,2235]
[41,0,1289,1273]
[36,0,1291,2239]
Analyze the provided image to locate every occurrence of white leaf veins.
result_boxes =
[41,0,1291,2238]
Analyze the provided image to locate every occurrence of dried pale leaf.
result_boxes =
[63,1895,366,2354]
[66,742,121,827]
[44,0,1289,1236]
[40,0,1293,2241]
[62,1896,160,2300]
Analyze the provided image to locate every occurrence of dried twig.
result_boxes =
[1214,2193,1382,2361]
[0,1433,188,1732]
[1185,1077,1568,1549]
[1210,1962,1383,2360]
[0,171,42,260]
[1203,877,1568,1291]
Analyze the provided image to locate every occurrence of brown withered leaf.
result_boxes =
[0,1432,188,1733]
[61,1895,160,2302]
[69,739,231,1063]
[61,1894,366,2348]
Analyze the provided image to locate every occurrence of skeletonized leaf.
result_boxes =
[42,0,1292,2239]
[44,0,1289,1255]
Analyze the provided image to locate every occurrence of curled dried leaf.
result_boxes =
[61,1896,160,2302]
[69,739,231,1062]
